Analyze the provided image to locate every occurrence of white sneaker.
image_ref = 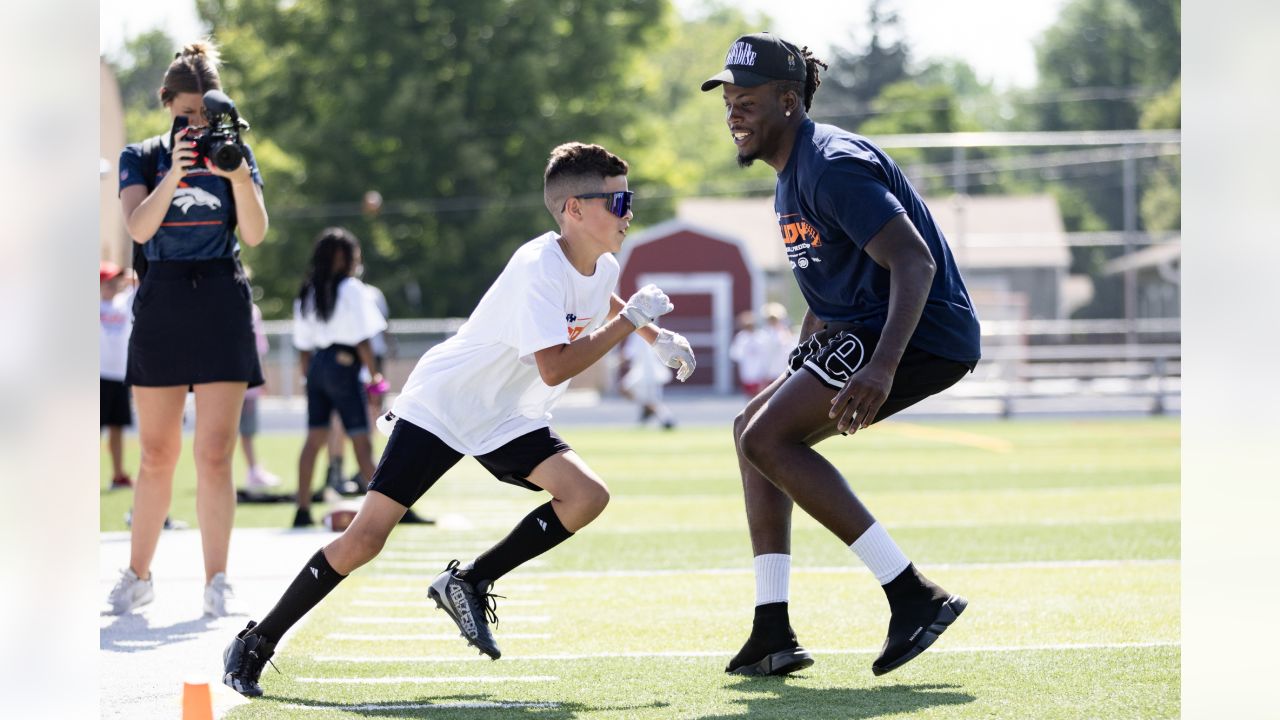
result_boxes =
[246,466,281,489]
[107,568,154,614]
[204,572,235,617]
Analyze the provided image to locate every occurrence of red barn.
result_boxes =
[617,220,764,393]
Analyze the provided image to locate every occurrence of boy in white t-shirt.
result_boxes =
[223,142,696,698]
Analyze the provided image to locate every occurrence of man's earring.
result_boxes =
[785,110,792,117]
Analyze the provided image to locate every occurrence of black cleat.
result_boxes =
[725,602,813,676]
[872,593,967,676]
[427,560,502,659]
[222,621,277,697]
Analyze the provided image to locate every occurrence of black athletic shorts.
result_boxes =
[787,323,974,424]
[367,416,572,508]
[100,378,132,428]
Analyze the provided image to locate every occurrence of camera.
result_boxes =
[171,90,251,172]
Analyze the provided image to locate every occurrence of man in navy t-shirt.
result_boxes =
[702,33,980,679]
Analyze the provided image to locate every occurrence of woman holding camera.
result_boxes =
[107,40,268,617]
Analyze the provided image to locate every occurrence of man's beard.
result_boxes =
[736,150,758,168]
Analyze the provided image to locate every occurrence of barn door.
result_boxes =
[636,272,734,393]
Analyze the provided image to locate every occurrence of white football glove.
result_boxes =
[652,328,696,382]
[620,283,675,329]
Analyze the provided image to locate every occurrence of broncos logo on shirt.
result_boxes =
[172,186,223,214]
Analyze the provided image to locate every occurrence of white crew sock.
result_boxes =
[849,522,910,585]
[753,553,791,606]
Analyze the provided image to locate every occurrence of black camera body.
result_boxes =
[172,90,251,172]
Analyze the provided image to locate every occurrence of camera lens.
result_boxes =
[210,141,244,172]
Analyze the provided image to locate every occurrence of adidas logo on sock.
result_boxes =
[310,567,319,580]
[537,518,548,531]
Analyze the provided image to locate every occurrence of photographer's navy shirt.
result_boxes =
[118,135,263,262]
[775,119,981,367]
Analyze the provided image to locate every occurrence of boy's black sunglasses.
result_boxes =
[564,191,634,218]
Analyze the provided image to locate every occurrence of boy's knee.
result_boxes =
[586,482,610,514]
[337,524,386,565]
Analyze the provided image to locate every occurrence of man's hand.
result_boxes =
[829,358,895,434]
[621,284,674,328]
[652,329,696,382]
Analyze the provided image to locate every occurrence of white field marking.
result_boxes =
[340,615,550,624]
[311,640,1180,664]
[283,701,559,712]
[596,515,1179,534]
[374,559,546,570]
[491,558,1178,580]
[602,484,1179,502]
[357,584,547,594]
[875,516,1178,529]
[326,632,551,641]
[353,599,544,608]
[877,422,1016,453]
[296,676,557,685]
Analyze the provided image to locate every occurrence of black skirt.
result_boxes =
[126,258,265,388]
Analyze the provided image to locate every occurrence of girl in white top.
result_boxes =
[223,143,696,697]
[290,228,387,527]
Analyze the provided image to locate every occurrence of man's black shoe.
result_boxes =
[872,593,967,676]
[222,621,277,697]
[427,560,502,659]
[726,639,814,676]
[725,602,813,676]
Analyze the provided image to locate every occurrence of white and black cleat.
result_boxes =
[222,621,277,697]
[427,560,502,660]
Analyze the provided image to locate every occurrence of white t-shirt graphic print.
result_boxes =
[392,232,619,455]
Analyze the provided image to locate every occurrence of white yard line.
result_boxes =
[296,676,557,684]
[339,615,549,624]
[312,640,1180,663]
[483,558,1179,580]
[326,632,551,641]
[353,598,544,608]
[283,701,560,711]
[373,559,546,570]
[356,583,547,594]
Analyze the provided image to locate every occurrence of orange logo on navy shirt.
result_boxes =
[779,214,822,247]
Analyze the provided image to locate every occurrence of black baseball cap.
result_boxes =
[701,32,806,92]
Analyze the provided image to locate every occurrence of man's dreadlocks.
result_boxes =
[777,46,829,112]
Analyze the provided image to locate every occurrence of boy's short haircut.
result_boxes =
[543,142,629,221]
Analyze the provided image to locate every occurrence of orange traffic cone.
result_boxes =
[181,681,213,720]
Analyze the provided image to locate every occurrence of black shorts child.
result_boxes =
[368,416,571,509]
[100,378,132,428]
[305,345,370,434]
[788,323,973,424]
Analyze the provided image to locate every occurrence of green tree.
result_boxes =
[196,0,666,318]
[1030,0,1179,318]
[819,0,911,130]
[1139,78,1180,233]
